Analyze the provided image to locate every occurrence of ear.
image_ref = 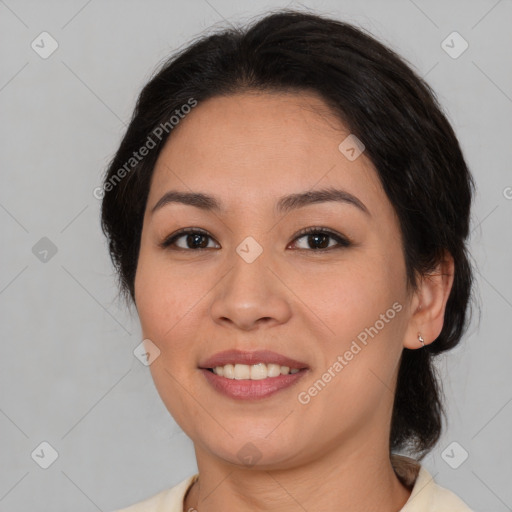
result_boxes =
[403,251,455,349]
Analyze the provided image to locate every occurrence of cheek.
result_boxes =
[299,265,405,425]
[134,247,192,347]
[134,247,218,381]
[304,247,407,383]
[309,256,402,333]
[135,253,202,426]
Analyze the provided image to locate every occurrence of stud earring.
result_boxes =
[418,334,425,347]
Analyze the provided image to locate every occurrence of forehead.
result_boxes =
[148,91,385,215]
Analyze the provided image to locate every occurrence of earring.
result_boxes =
[418,334,425,347]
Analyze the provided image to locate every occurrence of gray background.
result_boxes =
[1,0,511,511]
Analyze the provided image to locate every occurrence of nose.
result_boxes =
[209,248,293,331]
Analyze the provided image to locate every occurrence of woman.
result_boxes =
[102,10,475,512]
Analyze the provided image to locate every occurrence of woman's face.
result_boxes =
[134,91,416,469]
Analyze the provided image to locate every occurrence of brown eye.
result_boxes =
[290,227,352,251]
[160,229,219,250]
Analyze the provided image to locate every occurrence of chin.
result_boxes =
[196,430,305,469]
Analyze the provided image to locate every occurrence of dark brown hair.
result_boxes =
[100,9,475,459]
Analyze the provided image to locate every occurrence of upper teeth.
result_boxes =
[212,363,301,380]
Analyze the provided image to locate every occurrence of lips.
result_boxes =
[199,349,309,370]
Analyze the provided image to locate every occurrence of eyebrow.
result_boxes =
[150,187,370,216]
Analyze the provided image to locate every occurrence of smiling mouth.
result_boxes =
[205,362,306,380]
[199,352,310,400]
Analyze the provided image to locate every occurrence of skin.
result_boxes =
[134,91,454,512]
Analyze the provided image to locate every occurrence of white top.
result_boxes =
[113,455,474,511]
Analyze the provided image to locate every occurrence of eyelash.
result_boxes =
[159,226,352,252]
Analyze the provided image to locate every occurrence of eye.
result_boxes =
[159,226,352,252]
[289,227,352,251]
[159,228,219,250]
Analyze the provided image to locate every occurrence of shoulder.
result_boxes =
[112,474,198,512]
[392,454,474,511]
[428,478,475,512]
